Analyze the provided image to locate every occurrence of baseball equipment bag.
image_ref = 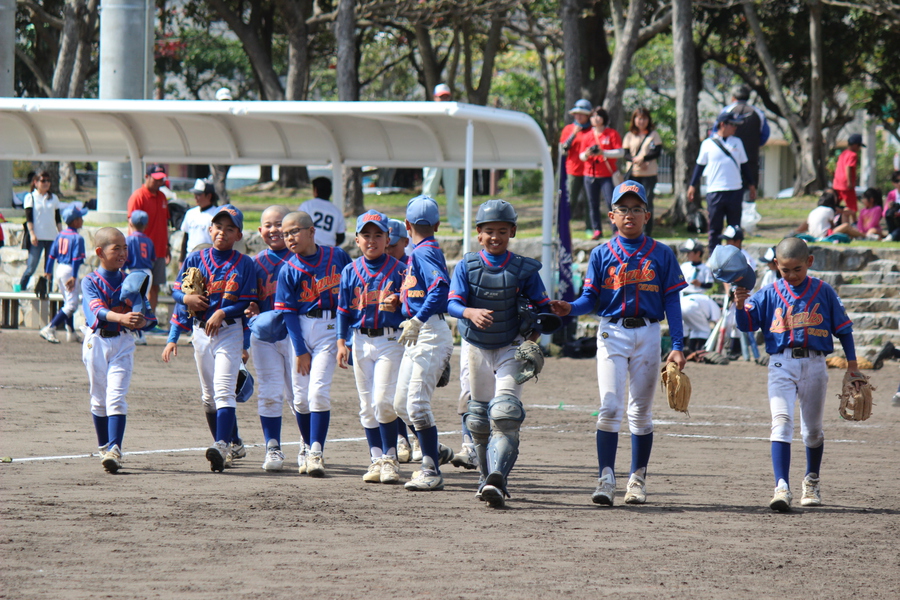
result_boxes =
[513,340,544,384]
[838,371,874,421]
[660,362,692,414]
[180,267,206,318]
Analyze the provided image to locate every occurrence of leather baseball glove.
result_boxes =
[181,267,207,318]
[661,362,692,415]
[838,370,875,421]
[513,340,544,384]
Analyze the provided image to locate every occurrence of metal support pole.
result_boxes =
[0,0,15,209]
[463,120,474,253]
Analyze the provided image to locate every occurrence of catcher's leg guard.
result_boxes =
[485,395,526,496]
[464,399,490,477]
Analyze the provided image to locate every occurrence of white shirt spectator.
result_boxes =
[696,134,748,193]
[298,197,346,247]
[807,206,835,239]
[180,205,217,252]
[680,260,715,296]
[24,191,60,241]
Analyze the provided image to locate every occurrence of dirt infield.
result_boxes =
[2,329,900,599]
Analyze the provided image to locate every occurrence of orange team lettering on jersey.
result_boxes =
[351,284,398,312]
[770,303,824,333]
[260,273,278,302]
[602,265,656,290]
[298,265,342,303]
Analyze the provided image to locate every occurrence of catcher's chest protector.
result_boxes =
[458,252,541,349]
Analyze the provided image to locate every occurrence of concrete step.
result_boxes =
[831,344,899,362]
[847,312,900,330]
[842,298,900,312]
[850,329,900,346]
[837,284,900,299]
[809,270,900,286]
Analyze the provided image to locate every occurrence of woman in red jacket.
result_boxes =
[579,107,623,239]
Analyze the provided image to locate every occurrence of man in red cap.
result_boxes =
[127,164,170,311]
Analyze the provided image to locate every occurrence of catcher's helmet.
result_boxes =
[476,199,517,226]
[235,362,254,403]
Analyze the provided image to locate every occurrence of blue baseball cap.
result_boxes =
[62,203,89,224]
[388,219,408,245]
[212,204,244,230]
[129,209,149,228]
[611,180,648,206]
[708,244,757,290]
[355,209,390,233]
[406,195,440,226]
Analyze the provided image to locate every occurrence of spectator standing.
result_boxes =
[833,133,864,221]
[578,107,623,239]
[559,99,593,231]
[127,164,170,311]
[179,179,218,264]
[422,83,462,231]
[883,171,900,235]
[298,177,346,247]
[688,113,750,249]
[719,84,769,199]
[622,107,663,236]
[20,171,62,291]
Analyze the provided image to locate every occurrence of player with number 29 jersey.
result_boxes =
[298,197,346,247]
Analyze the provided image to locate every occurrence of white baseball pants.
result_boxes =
[594,318,661,435]
[250,335,293,418]
[466,336,524,404]
[352,329,404,429]
[82,329,134,417]
[457,337,472,415]
[54,263,80,316]
[191,320,243,411]
[393,315,454,429]
[290,316,339,414]
[767,350,829,446]
[681,293,721,340]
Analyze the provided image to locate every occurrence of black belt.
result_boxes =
[609,317,658,329]
[788,348,823,358]
[358,327,395,338]
[194,318,236,328]
[99,329,122,338]
[305,309,335,319]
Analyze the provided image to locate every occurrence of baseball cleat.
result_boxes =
[306,451,326,477]
[769,481,793,512]
[450,443,478,470]
[67,330,83,343]
[297,444,309,474]
[404,469,444,491]
[380,457,401,484]
[397,436,412,463]
[438,443,454,466]
[480,472,508,508]
[132,331,147,345]
[101,444,122,474]
[40,326,60,344]
[411,436,423,462]
[363,459,382,483]
[230,439,247,460]
[592,474,616,506]
[800,473,822,507]
[206,441,228,472]
[224,445,234,468]
[262,441,285,471]
[624,474,647,504]
[892,392,900,408]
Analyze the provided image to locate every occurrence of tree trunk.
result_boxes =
[336,0,365,216]
[211,164,231,203]
[414,24,442,98]
[278,0,312,188]
[60,162,80,191]
[560,0,583,123]
[665,0,700,225]
[462,14,505,105]
[603,0,646,132]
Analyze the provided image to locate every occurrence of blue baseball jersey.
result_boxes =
[254,247,291,313]
[82,268,158,334]
[275,245,350,315]
[124,232,155,272]
[400,236,450,320]
[448,249,550,311]
[571,235,686,320]
[173,248,257,322]
[45,228,86,276]
[336,254,406,340]
[736,276,853,355]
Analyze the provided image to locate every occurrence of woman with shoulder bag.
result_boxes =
[578,107,623,240]
[623,107,663,236]
[20,171,62,290]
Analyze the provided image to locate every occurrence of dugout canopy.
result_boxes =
[0,98,555,290]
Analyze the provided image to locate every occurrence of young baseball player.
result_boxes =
[335,210,407,484]
[387,217,415,462]
[392,195,455,491]
[40,203,88,344]
[759,246,779,288]
[275,211,351,477]
[720,225,757,359]
[550,180,687,507]
[124,210,156,345]
[162,205,258,472]
[448,199,551,507]
[734,237,858,512]
[81,227,157,473]
[244,205,293,471]
[678,239,719,354]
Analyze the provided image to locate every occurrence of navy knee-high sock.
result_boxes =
[378,419,399,457]
[204,411,217,439]
[49,310,67,329]
[630,432,653,475]
[260,416,282,445]
[232,420,242,445]
[806,443,824,476]
[108,415,126,449]
[772,441,791,486]
[396,418,410,442]
[295,412,311,447]
[66,313,75,331]
[364,427,382,460]
[416,425,440,472]
[310,411,330,452]
[216,407,237,444]
[596,430,619,478]
[93,414,110,448]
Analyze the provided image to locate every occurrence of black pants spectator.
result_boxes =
[706,189,743,248]
[586,176,614,234]
[20,240,53,289]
